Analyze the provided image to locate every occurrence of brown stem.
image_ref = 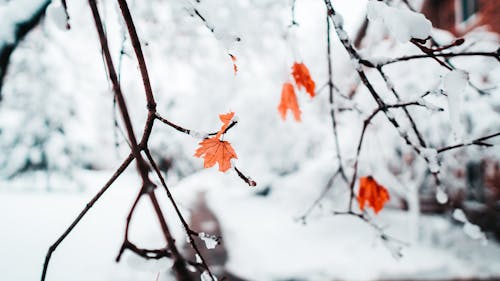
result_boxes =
[437,132,499,153]
[326,13,348,183]
[88,1,192,280]
[116,0,156,110]
[144,149,216,281]
[324,0,442,190]
[377,66,427,148]
[41,153,134,281]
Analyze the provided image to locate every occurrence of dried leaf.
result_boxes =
[216,111,235,139]
[292,62,316,98]
[357,176,390,214]
[229,53,238,75]
[194,137,237,172]
[278,82,301,121]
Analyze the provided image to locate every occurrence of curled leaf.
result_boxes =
[292,62,316,97]
[357,176,390,214]
[278,82,301,122]
[216,111,235,139]
[229,53,238,75]
[194,137,237,172]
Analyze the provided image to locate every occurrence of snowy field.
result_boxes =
[1,170,500,281]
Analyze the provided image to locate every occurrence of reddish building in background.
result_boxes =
[421,0,500,35]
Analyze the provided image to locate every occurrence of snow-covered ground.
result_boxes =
[1,170,500,281]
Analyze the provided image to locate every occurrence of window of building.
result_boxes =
[460,0,479,22]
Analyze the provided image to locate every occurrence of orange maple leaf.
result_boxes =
[194,137,237,172]
[216,111,235,139]
[292,62,316,98]
[229,54,238,75]
[278,82,301,122]
[357,176,390,214]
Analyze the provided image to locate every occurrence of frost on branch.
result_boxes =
[366,1,432,42]
[421,148,440,173]
[198,232,219,249]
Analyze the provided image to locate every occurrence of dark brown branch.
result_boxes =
[60,0,71,29]
[324,0,443,192]
[119,241,205,271]
[41,153,134,281]
[88,1,192,280]
[326,13,348,183]
[410,38,453,70]
[116,0,156,110]
[347,108,381,211]
[367,51,500,67]
[115,186,143,262]
[144,149,216,281]
[155,112,191,135]
[234,166,257,187]
[121,240,172,260]
[155,112,238,138]
[42,0,252,280]
[377,67,428,148]
[437,132,500,153]
[299,168,341,222]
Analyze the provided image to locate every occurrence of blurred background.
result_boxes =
[0,0,499,280]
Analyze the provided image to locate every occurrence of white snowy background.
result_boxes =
[0,0,499,280]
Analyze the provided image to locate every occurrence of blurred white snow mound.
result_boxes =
[367,0,432,42]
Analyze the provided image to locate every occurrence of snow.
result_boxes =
[189,130,209,139]
[443,70,469,141]
[463,223,485,241]
[366,0,432,42]
[46,0,68,31]
[452,208,467,222]
[198,232,219,250]
[3,170,499,281]
[436,188,448,204]
[452,209,487,242]
[0,0,49,48]
[0,171,181,281]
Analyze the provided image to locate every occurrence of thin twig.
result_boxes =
[41,153,133,281]
[437,132,500,153]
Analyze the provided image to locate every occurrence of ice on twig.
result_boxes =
[190,130,209,139]
[332,14,344,27]
[199,232,219,249]
[417,98,442,111]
